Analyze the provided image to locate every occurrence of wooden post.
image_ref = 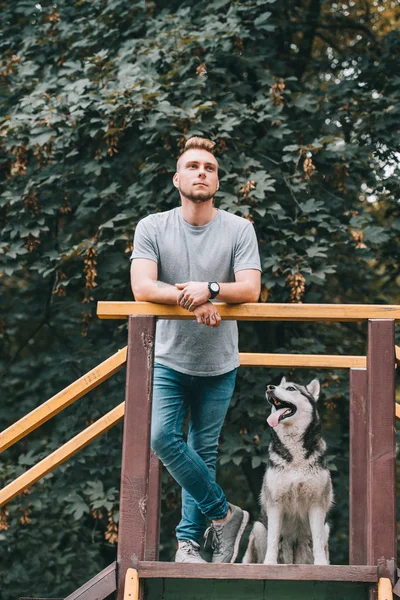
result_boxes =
[117,316,156,600]
[366,320,396,583]
[349,368,368,565]
[144,450,162,561]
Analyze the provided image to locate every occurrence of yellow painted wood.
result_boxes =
[97,301,400,322]
[378,577,393,600]
[239,353,366,369]
[396,345,400,365]
[0,347,127,454]
[124,568,139,600]
[0,403,124,508]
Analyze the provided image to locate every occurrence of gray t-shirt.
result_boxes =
[131,207,261,376]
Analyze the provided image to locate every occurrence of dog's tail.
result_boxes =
[242,521,268,564]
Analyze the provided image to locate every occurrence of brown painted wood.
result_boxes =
[144,450,162,561]
[117,316,156,600]
[97,301,400,322]
[350,368,368,565]
[137,562,378,582]
[63,562,116,600]
[366,320,396,582]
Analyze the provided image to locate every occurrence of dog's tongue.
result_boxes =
[267,408,287,428]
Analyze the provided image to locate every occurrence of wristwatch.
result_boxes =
[208,282,220,300]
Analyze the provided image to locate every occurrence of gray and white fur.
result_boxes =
[242,377,333,565]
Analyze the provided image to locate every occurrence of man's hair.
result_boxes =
[177,136,217,168]
[181,136,216,154]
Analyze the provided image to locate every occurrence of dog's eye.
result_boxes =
[286,386,296,391]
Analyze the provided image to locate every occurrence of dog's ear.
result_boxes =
[307,379,320,401]
[280,376,286,386]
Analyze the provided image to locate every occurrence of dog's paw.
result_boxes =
[263,558,278,565]
[314,558,329,565]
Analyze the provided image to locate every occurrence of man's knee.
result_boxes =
[151,426,179,459]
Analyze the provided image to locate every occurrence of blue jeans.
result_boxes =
[151,362,237,544]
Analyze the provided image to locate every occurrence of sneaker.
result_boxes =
[175,540,207,563]
[204,503,249,563]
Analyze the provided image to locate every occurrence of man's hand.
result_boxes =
[175,281,210,311]
[192,302,221,328]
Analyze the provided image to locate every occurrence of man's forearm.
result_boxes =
[217,281,260,304]
[132,279,180,304]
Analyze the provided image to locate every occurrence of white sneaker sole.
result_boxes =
[230,509,250,563]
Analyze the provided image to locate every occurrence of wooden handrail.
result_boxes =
[0,349,370,455]
[241,353,366,369]
[0,403,124,508]
[97,301,400,321]
[1,391,399,508]
[0,347,127,455]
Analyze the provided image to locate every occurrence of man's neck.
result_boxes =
[180,197,218,226]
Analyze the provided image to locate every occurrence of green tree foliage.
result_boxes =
[0,0,399,596]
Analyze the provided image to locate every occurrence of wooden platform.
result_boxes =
[138,562,379,582]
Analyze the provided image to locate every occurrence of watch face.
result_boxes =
[210,283,219,293]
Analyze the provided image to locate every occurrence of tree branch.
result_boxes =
[296,0,322,81]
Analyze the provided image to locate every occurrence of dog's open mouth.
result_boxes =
[266,394,297,428]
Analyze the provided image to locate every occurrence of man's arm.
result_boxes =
[175,269,261,309]
[130,259,222,327]
[130,258,179,304]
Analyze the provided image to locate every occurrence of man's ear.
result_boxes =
[173,173,179,188]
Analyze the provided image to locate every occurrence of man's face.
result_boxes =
[173,149,219,203]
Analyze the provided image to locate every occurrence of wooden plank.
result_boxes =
[366,320,396,583]
[64,562,116,600]
[239,353,366,368]
[0,347,127,454]
[0,403,124,507]
[378,578,393,600]
[97,301,400,322]
[395,345,400,365]
[124,568,139,600]
[144,450,162,561]
[138,562,379,582]
[117,316,156,600]
[350,368,368,565]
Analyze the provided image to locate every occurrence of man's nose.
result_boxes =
[266,385,275,393]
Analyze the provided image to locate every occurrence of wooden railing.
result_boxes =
[1,302,399,600]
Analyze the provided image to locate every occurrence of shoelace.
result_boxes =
[204,524,223,553]
[180,541,200,555]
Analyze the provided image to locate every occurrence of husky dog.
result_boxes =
[242,377,333,565]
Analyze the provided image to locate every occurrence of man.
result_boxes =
[130,137,261,563]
